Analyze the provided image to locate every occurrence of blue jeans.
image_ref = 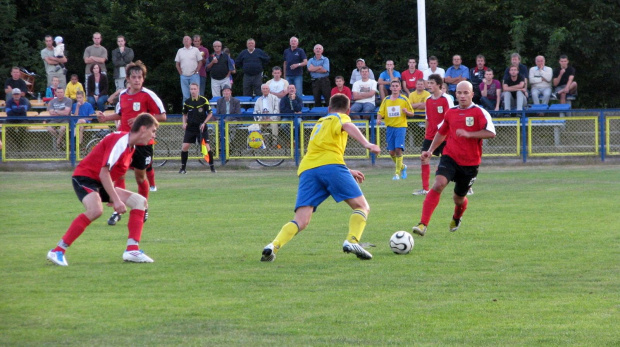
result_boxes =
[479,97,496,110]
[180,74,200,102]
[286,75,304,96]
[199,76,207,97]
[87,95,109,112]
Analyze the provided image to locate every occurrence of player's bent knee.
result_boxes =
[125,193,147,211]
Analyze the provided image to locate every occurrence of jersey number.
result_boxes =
[310,124,323,140]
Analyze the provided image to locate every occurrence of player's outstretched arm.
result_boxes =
[154,113,167,122]
[342,122,380,154]
[422,132,448,160]
[96,110,120,123]
[455,128,495,139]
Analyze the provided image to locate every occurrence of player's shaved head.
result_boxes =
[456,81,473,92]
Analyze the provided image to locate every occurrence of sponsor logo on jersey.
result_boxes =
[133,102,141,111]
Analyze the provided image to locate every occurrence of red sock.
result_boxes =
[421,164,430,191]
[453,197,468,220]
[146,167,156,187]
[137,179,149,199]
[115,178,126,190]
[421,189,441,226]
[57,214,92,250]
[127,209,145,249]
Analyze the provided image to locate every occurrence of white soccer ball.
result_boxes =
[389,231,414,254]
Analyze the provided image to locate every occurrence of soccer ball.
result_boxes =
[389,231,414,254]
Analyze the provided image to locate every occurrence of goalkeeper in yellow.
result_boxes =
[261,93,381,262]
[377,79,415,180]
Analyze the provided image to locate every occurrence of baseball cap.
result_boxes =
[356,58,365,63]
[54,36,63,43]
[222,85,231,91]
[12,88,21,94]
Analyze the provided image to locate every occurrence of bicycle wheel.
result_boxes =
[81,137,101,159]
[253,132,285,167]
[256,157,285,167]
[152,139,170,167]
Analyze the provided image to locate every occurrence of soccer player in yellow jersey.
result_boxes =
[261,94,381,262]
[377,79,415,180]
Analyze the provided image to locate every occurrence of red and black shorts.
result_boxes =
[435,155,479,197]
[131,144,153,170]
[72,176,110,202]
[421,138,446,157]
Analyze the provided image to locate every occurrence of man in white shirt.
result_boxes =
[175,36,203,105]
[265,66,289,99]
[350,66,378,119]
[529,55,553,105]
[422,56,446,89]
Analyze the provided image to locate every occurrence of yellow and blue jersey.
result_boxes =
[298,112,351,175]
[378,95,413,128]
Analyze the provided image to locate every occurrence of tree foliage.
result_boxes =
[2,0,618,110]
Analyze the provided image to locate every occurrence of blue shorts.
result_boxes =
[386,127,406,151]
[296,164,363,211]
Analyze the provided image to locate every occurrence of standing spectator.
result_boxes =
[307,44,331,106]
[552,55,578,104]
[180,83,215,174]
[175,36,202,105]
[408,79,430,115]
[47,86,73,149]
[401,57,424,96]
[96,61,167,225]
[83,32,108,94]
[350,58,375,86]
[215,85,241,120]
[222,47,237,88]
[41,35,67,88]
[502,53,528,86]
[350,66,377,118]
[279,84,303,117]
[331,76,352,101]
[46,114,159,266]
[377,79,414,180]
[412,74,454,196]
[265,66,289,99]
[503,66,527,112]
[111,35,134,91]
[65,74,85,102]
[422,56,446,81]
[206,41,234,97]
[4,67,27,101]
[86,64,109,111]
[192,35,209,97]
[283,36,308,95]
[377,60,401,100]
[479,69,501,111]
[235,38,270,97]
[529,55,553,106]
[444,55,469,97]
[260,94,381,262]
[6,88,30,117]
[412,81,496,237]
[469,54,488,104]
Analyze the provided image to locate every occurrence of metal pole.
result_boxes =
[417,0,428,71]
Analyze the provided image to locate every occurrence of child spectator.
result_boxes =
[330,76,352,100]
[53,36,67,74]
[66,74,85,101]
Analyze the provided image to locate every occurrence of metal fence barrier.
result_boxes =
[1,109,620,165]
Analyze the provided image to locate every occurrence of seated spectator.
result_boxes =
[279,84,303,118]
[47,87,73,148]
[401,57,424,96]
[330,75,352,101]
[254,84,280,117]
[71,91,93,145]
[422,56,445,81]
[552,55,578,104]
[266,66,289,99]
[444,55,469,97]
[6,88,30,118]
[529,55,553,106]
[503,53,528,86]
[408,79,430,116]
[65,74,85,101]
[45,76,60,102]
[86,64,109,111]
[350,66,378,119]
[4,67,28,101]
[469,54,488,104]
[215,85,241,121]
[350,58,375,85]
[502,66,527,112]
[377,60,401,100]
[479,69,501,111]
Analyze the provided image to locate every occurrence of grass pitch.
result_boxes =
[0,164,618,346]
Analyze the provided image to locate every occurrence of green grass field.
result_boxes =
[1,165,618,346]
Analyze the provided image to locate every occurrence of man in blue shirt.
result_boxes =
[307,44,331,106]
[444,55,469,97]
[235,38,270,97]
[283,37,307,96]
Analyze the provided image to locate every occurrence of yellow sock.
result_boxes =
[395,156,403,175]
[390,155,396,163]
[347,209,367,243]
[272,221,299,253]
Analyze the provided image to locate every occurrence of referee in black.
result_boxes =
[180,82,215,173]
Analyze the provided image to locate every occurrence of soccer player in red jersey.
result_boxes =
[412,81,496,236]
[412,74,454,196]
[96,61,166,226]
[47,114,159,266]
